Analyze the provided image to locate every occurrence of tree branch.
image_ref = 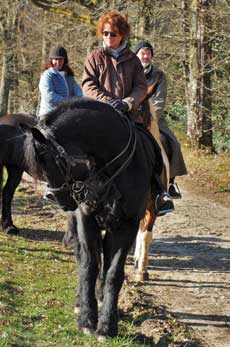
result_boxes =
[30,0,97,26]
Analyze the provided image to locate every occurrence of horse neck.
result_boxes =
[54,116,126,166]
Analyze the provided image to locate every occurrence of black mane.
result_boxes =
[40,97,114,127]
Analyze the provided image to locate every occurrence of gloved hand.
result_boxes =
[109,99,129,112]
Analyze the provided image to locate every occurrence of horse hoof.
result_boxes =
[82,327,94,336]
[7,225,19,235]
[135,272,149,282]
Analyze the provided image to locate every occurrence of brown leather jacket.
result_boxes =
[82,46,147,112]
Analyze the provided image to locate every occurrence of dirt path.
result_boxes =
[139,184,230,347]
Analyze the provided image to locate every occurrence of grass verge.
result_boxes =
[173,124,230,207]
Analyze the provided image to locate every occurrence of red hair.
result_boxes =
[97,10,130,41]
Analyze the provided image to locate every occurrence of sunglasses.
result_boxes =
[103,30,118,37]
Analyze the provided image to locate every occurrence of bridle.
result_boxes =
[36,112,137,210]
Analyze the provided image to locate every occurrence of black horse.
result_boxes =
[0,113,39,234]
[24,97,158,339]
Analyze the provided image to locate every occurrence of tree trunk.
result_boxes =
[0,51,12,116]
[0,5,20,116]
[182,0,191,118]
[186,0,213,150]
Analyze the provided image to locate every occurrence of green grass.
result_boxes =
[169,122,230,206]
[0,235,76,347]
[0,232,150,347]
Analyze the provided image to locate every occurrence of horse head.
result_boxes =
[30,126,92,211]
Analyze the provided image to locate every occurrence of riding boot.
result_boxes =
[152,174,174,216]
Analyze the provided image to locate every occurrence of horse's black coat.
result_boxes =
[0,112,40,233]
[24,97,157,338]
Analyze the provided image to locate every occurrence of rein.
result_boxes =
[95,113,136,190]
[38,112,137,208]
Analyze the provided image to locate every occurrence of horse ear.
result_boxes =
[31,127,48,145]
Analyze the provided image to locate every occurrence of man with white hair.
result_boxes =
[134,40,187,198]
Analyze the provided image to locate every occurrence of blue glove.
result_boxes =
[109,99,129,112]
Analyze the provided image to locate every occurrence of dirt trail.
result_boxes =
[142,185,230,347]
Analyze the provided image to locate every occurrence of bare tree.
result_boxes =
[0,0,228,152]
[0,1,27,116]
[183,0,214,149]
[30,0,97,25]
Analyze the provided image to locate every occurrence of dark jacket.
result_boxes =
[146,64,187,178]
[82,46,147,112]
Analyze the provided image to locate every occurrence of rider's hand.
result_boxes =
[109,99,129,112]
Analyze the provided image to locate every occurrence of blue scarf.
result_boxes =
[103,41,127,59]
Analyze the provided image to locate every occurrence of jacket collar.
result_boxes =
[103,41,128,59]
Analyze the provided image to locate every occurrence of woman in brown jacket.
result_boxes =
[82,10,147,115]
[82,10,174,216]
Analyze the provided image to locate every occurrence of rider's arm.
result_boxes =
[151,72,167,121]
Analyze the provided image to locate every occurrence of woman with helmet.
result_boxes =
[38,45,83,119]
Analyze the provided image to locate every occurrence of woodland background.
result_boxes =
[0,0,229,152]
[0,4,229,345]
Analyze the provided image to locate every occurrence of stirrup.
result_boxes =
[43,191,56,202]
[169,183,182,199]
[155,193,175,217]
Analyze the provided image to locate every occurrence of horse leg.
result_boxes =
[75,207,100,335]
[134,229,153,281]
[96,229,112,307]
[96,219,139,339]
[1,166,23,234]
[63,211,79,250]
[63,211,81,313]
[134,194,156,281]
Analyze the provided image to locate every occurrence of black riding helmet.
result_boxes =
[48,46,68,64]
